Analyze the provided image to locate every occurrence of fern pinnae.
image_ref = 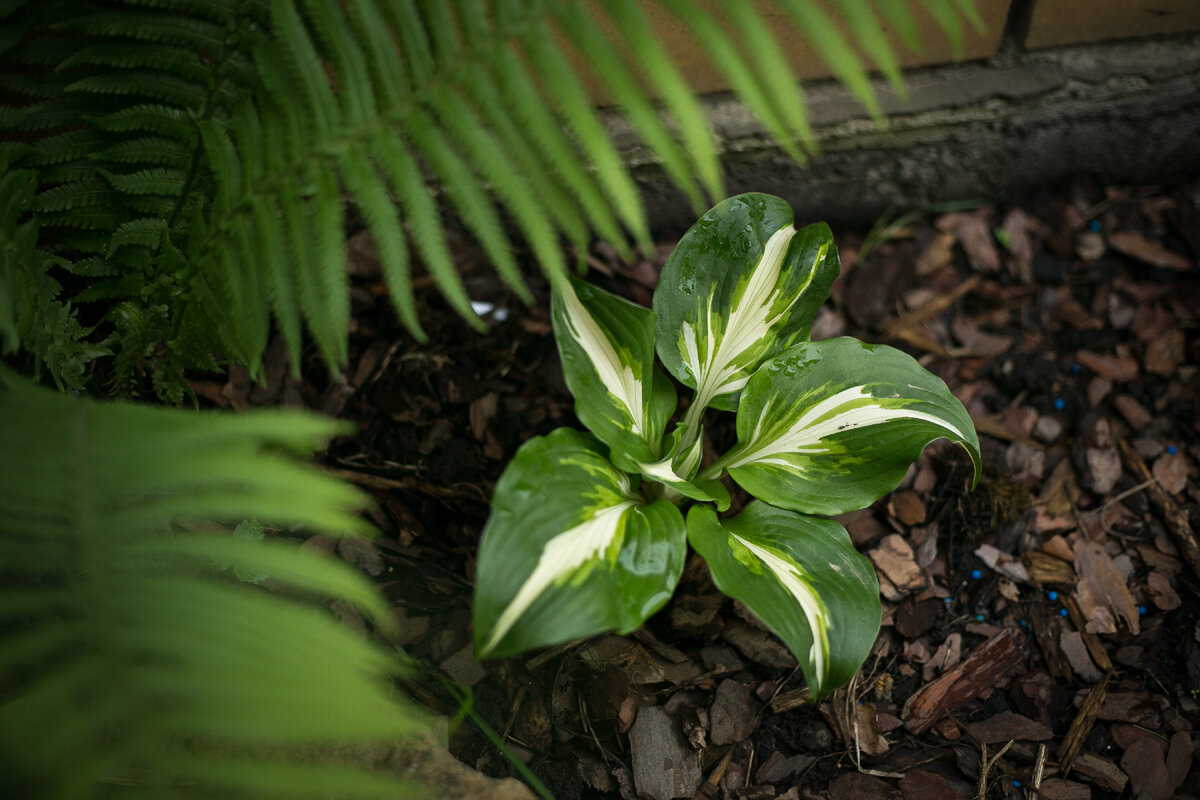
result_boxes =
[378,0,434,88]
[920,0,966,55]
[401,110,532,302]
[604,0,724,202]
[554,0,705,214]
[269,0,336,141]
[299,0,376,127]
[776,0,881,119]
[519,23,651,250]
[461,61,593,256]
[98,135,193,167]
[664,0,805,165]
[344,0,409,110]
[873,0,923,53]
[91,102,198,144]
[722,1,816,155]
[950,0,985,31]
[63,9,230,51]
[833,0,905,93]
[34,179,116,212]
[453,1,598,256]
[488,40,632,259]
[338,145,423,335]
[313,164,350,367]
[59,40,210,80]
[429,89,565,285]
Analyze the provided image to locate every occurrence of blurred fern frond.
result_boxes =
[0,370,427,798]
[1,0,979,394]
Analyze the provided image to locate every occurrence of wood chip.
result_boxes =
[963,710,1052,743]
[888,490,927,525]
[629,706,702,800]
[1073,542,1138,642]
[1120,730,1194,800]
[902,629,1024,734]
[1153,450,1188,495]
[1023,549,1076,585]
[1037,777,1092,800]
[1059,631,1105,682]
[1145,571,1181,611]
[1108,230,1192,270]
[1058,673,1109,774]
[1113,394,1152,430]
[1071,751,1128,793]
[869,534,926,597]
[1076,350,1139,383]
[1144,329,1186,376]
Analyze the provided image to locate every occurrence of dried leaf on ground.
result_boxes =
[1074,541,1140,635]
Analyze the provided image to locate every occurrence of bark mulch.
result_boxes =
[196,177,1200,800]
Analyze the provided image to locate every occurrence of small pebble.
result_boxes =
[1053,397,1065,410]
[1047,591,1058,601]
[970,569,982,580]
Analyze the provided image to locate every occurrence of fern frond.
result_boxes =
[97,134,193,167]
[61,10,230,51]
[0,371,427,798]
[100,166,187,195]
[88,102,199,143]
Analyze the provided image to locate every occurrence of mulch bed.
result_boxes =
[198,176,1199,800]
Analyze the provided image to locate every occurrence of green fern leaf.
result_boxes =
[97,134,193,167]
[832,0,905,94]
[34,178,117,211]
[106,216,167,256]
[61,10,229,51]
[0,371,427,797]
[67,70,209,108]
[99,166,186,196]
[91,102,198,144]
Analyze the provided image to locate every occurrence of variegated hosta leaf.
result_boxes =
[474,428,686,658]
[715,337,981,515]
[687,502,879,698]
[552,274,675,472]
[635,425,731,511]
[654,194,839,433]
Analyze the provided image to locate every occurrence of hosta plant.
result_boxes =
[473,193,981,697]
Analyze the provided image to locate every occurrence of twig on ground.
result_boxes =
[974,739,1014,800]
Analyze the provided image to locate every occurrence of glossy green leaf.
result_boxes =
[654,194,839,442]
[475,429,685,659]
[688,502,879,697]
[712,337,980,515]
[552,274,675,472]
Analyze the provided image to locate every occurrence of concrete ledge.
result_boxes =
[616,34,1200,231]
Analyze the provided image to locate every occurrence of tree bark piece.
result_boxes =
[901,629,1024,734]
[1058,672,1109,774]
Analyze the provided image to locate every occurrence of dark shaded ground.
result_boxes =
[201,177,1200,800]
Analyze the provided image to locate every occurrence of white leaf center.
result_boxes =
[560,282,644,435]
[483,499,635,654]
[731,533,829,687]
[732,385,967,469]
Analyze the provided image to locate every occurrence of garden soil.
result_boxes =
[196,176,1200,800]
